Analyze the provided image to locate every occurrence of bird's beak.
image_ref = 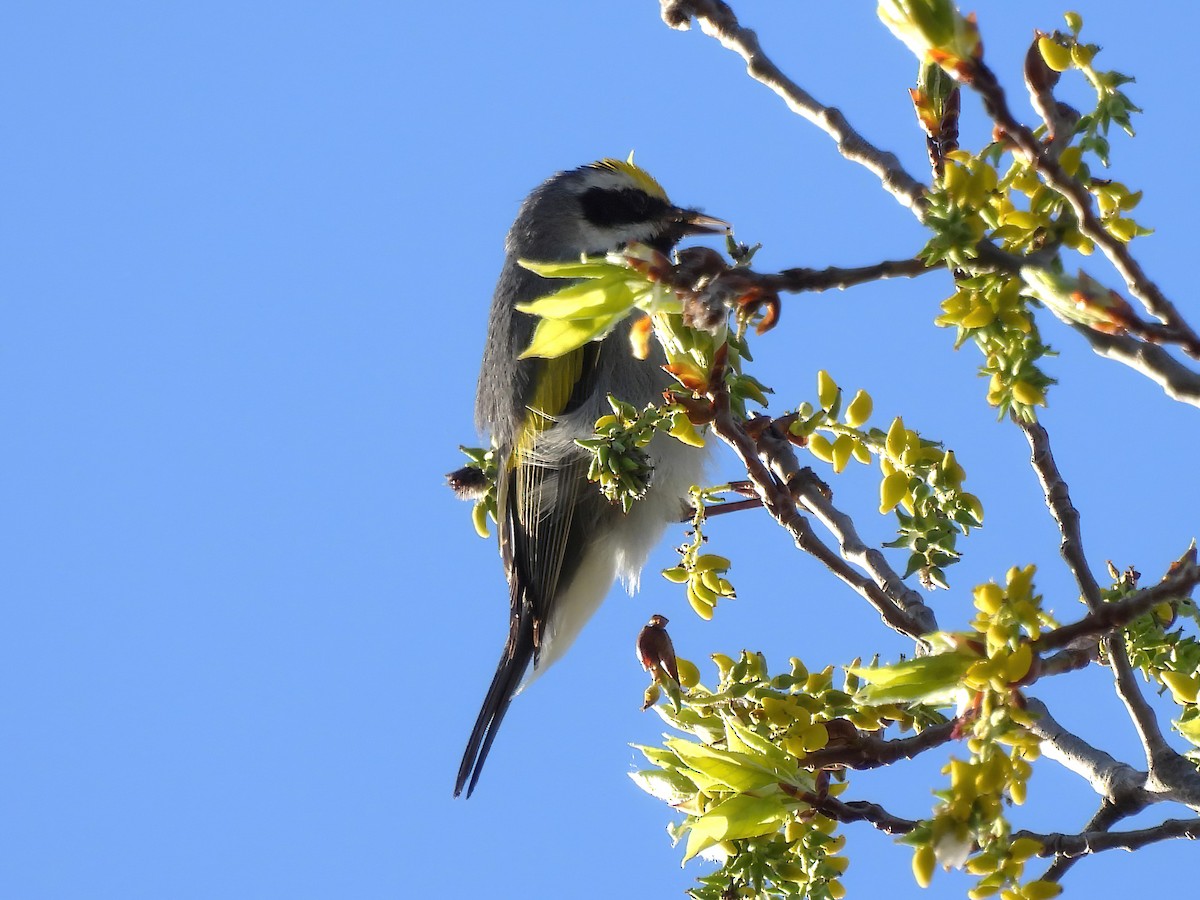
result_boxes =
[674,208,730,237]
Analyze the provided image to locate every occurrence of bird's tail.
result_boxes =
[454,613,535,798]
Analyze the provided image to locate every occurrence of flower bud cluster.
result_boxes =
[664,486,738,621]
[792,371,983,589]
[634,652,880,900]
[1103,563,1200,757]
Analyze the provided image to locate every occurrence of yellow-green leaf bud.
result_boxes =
[817,369,839,410]
[880,471,909,514]
[967,886,998,899]
[1037,36,1072,72]
[966,856,995,876]
[669,414,706,448]
[974,582,1004,615]
[687,586,715,621]
[711,653,736,679]
[912,845,936,888]
[961,304,996,329]
[1009,776,1027,805]
[1023,880,1063,900]
[1070,43,1095,67]
[801,722,829,752]
[677,658,701,689]
[1106,217,1138,243]
[832,434,855,474]
[826,855,850,875]
[809,433,835,463]
[1161,670,1199,705]
[1003,209,1039,230]
[662,566,690,584]
[1011,380,1046,407]
[776,861,809,884]
[1009,837,1043,862]
[472,503,491,539]
[693,554,732,573]
[1058,146,1083,177]
[886,417,906,458]
[844,390,873,427]
[689,575,718,605]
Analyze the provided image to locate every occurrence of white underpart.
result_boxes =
[522,432,708,689]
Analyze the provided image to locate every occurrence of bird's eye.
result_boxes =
[580,187,668,228]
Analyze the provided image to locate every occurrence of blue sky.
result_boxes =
[6,2,1199,897]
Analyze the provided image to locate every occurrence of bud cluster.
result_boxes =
[790,371,983,589]
[450,446,499,539]
[908,10,1147,425]
[577,396,666,513]
[1102,562,1200,760]
[634,652,880,900]
[664,486,738,621]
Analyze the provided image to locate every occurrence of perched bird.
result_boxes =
[456,159,725,797]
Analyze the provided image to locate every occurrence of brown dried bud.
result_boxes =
[636,613,679,686]
[446,465,489,500]
[673,246,729,288]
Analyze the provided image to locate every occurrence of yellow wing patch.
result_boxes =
[514,347,586,460]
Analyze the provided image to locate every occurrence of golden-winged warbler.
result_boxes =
[456,158,725,797]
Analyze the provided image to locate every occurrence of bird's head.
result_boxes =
[508,157,727,259]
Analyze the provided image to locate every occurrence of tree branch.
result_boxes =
[1018,418,1189,778]
[968,62,1200,357]
[1070,326,1200,409]
[1022,698,1154,811]
[1018,420,1103,610]
[797,792,918,837]
[1019,816,1200,861]
[758,424,938,634]
[659,0,928,214]
[797,720,957,771]
[754,257,934,294]
[708,386,937,642]
[1032,555,1200,654]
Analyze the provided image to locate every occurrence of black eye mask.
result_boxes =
[579,186,670,228]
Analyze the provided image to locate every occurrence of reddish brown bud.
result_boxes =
[635,614,679,686]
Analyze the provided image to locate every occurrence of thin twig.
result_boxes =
[659,0,928,213]
[708,383,936,641]
[1019,421,1103,610]
[755,257,934,294]
[1018,817,1200,860]
[797,720,956,771]
[1070,326,1200,408]
[1033,557,1200,653]
[1038,800,1146,882]
[969,62,1200,357]
[758,424,937,635]
[797,792,918,837]
[1019,419,1185,777]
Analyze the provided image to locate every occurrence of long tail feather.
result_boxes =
[454,615,534,798]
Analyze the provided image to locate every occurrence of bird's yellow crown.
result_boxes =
[588,156,669,201]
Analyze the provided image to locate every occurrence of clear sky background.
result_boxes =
[6,2,1199,897]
